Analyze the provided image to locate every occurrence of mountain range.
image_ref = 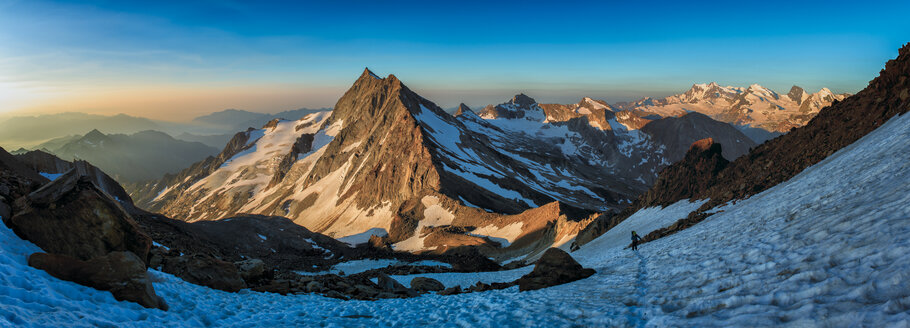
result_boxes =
[615,82,849,142]
[0,108,330,150]
[128,69,762,262]
[23,129,219,182]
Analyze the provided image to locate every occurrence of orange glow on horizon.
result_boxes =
[1,83,345,121]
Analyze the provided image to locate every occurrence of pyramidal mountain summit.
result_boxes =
[127,67,762,262]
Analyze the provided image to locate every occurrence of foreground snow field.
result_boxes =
[1,113,909,327]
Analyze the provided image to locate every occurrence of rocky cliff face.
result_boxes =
[14,150,135,209]
[639,112,756,162]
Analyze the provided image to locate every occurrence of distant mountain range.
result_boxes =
[614,82,849,142]
[0,108,331,149]
[19,129,219,182]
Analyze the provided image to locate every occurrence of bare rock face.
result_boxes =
[516,248,595,291]
[28,252,167,310]
[160,254,246,292]
[640,113,756,162]
[14,150,136,210]
[453,103,474,117]
[410,277,444,292]
[0,198,10,222]
[376,273,418,297]
[9,171,152,263]
[636,138,729,209]
[235,259,268,283]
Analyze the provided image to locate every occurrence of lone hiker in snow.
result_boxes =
[631,231,642,251]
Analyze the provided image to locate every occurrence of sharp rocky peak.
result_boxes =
[509,93,537,107]
[454,103,474,116]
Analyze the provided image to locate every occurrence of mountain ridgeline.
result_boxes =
[127,68,763,262]
[575,42,910,249]
[29,129,219,183]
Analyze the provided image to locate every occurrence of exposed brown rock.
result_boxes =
[14,150,135,210]
[516,248,595,291]
[160,254,246,292]
[235,259,268,283]
[9,171,151,263]
[439,285,462,295]
[28,252,167,310]
[640,113,756,162]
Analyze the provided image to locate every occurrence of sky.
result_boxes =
[1,0,908,121]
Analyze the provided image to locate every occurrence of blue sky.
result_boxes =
[0,0,908,120]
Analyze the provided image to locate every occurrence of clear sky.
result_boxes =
[1,0,908,121]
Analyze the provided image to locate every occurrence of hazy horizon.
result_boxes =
[2,0,909,121]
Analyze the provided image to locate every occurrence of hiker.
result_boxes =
[631,231,642,251]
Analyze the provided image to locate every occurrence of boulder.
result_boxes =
[234,259,267,282]
[439,285,462,296]
[160,254,246,292]
[0,198,10,222]
[376,273,417,297]
[306,280,323,293]
[410,277,445,292]
[28,252,167,310]
[516,248,595,291]
[9,173,151,263]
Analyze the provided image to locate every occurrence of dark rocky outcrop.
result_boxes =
[640,113,756,162]
[439,285,462,295]
[516,248,595,291]
[376,273,418,297]
[14,151,137,211]
[635,138,729,209]
[28,252,167,310]
[235,259,268,283]
[160,254,246,292]
[0,147,49,184]
[133,214,353,272]
[410,277,445,292]
[9,171,152,263]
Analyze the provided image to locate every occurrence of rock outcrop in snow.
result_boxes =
[7,171,152,263]
[28,251,167,310]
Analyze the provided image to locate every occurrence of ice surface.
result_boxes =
[38,172,63,181]
[1,114,909,326]
[295,259,451,276]
[337,228,387,247]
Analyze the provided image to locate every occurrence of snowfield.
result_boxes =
[1,113,909,327]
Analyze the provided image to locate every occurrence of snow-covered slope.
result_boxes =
[3,101,907,327]
[617,82,849,134]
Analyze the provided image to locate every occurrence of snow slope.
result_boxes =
[2,113,909,326]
